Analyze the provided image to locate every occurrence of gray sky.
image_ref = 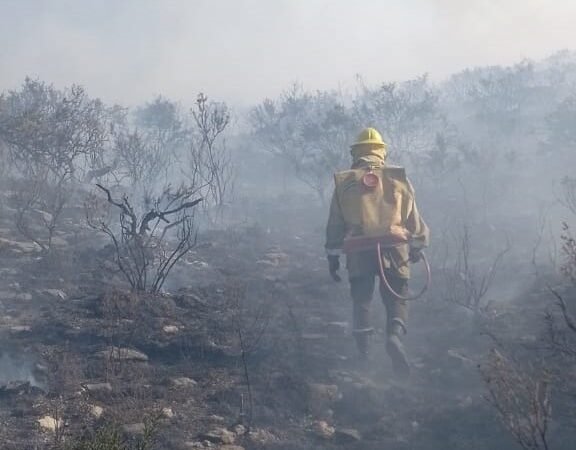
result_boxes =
[2,0,576,107]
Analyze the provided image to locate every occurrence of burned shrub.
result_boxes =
[480,350,551,450]
[86,184,201,293]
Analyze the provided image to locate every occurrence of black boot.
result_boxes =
[353,328,373,361]
[386,321,410,377]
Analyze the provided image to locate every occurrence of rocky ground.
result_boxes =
[0,193,571,450]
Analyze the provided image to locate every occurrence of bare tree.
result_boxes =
[0,78,111,252]
[250,84,355,203]
[354,75,441,167]
[441,223,511,314]
[112,97,188,199]
[188,93,233,210]
[0,77,109,181]
[86,184,202,293]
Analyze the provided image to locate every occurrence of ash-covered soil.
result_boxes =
[0,195,570,450]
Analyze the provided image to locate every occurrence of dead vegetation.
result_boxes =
[480,350,552,450]
[86,184,201,293]
[1,54,576,449]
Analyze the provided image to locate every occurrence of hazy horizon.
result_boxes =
[2,0,576,107]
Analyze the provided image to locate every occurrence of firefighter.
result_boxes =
[325,127,429,376]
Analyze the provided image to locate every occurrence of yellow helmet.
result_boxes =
[351,127,386,148]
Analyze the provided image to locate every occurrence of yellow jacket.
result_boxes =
[325,156,429,279]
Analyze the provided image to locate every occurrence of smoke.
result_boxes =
[1,1,576,106]
[0,352,41,387]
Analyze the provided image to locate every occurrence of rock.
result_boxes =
[0,238,41,254]
[220,446,245,450]
[170,377,198,388]
[9,325,31,333]
[208,414,225,422]
[335,428,361,443]
[98,347,148,362]
[14,293,33,301]
[232,424,246,435]
[162,407,175,418]
[200,428,236,445]
[123,423,146,435]
[188,260,210,269]
[43,289,68,300]
[38,415,63,432]
[163,325,180,334]
[83,382,112,393]
[263,250,289,265]
[248,429,276,445]
[34,363,49,373]
[90,405,104,418]
[311,420,335,439]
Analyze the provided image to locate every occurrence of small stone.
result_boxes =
[83,383,112,393]
[9,325,31,332]
[248,429,276,445]
[43,289,68,300]
[123,423,145,435]
[188,260,210,269]
[98,347,148,362]
[311,420,335,439]
[335,428,361,443]
[170,377,198,388]
[34,363,49,373]
[0,238,41,254]
[162,407,175,418]
[233,424,246,435]
[200,428,236,445]
[38,415,63,432]
[90,405,104,418]
[163,325,180,334]
[208,414,225,422]
[220,446,245,450]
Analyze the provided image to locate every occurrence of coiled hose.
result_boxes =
[377,242,431,301]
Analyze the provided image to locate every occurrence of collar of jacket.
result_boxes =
[351,155,386,169]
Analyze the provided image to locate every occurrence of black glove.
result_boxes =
[409,248,423,263]
[328,255,341,282]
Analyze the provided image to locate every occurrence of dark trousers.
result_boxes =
[350,271,408,336]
